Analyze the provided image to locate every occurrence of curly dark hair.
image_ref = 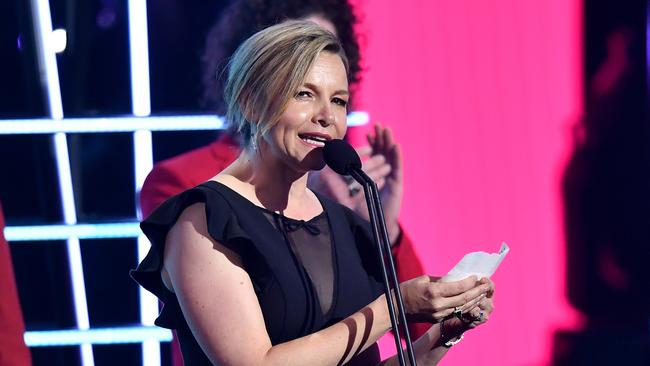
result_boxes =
[200,0,362,114]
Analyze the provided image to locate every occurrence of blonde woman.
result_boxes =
[133,21,494,365]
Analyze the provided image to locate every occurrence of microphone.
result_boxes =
[323,139,417,366]
[322,139,361,175]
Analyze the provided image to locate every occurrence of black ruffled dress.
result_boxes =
[131,181,385,365]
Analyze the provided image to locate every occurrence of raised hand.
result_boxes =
[366,124,403,243]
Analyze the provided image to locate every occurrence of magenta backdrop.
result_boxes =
[348,1,584,365]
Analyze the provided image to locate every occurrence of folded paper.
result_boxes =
[441,243,510,282]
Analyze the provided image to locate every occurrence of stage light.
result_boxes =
[4,222,141,242]
[51,28,67,53]
[31,0,94,363]
[30,0,63,120]
[127,0,161,364]
[128,0,151,117]
[24,326,173,347]
[0,115,225,134]
[0,112,367,135]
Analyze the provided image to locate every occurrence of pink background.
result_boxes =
[349,1,584,364]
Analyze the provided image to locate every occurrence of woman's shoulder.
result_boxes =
[132,181,256,301]
[139,180,255,252]
[142,181,231,224]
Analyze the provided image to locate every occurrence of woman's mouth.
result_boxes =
[298,133,331,148]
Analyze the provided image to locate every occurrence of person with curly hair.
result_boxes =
[200,0,363,114]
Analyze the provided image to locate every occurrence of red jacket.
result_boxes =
[0,203,32,365]
[139,135,427,365]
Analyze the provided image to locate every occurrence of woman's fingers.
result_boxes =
[428,282,490,317]
[432,308,457,322]
[430,290,490,323]
[461,287,494,328]
[459,293,486,313]
[356,146,372,158]
[362,155,391,182]
[355,146,391,189]
[478,296,493,314]
[410,276,479,322]
[388,143,402,177]
[362,154,386,171]
[481,277,496,298]
[374,124,383,151]
[464,297,492,327]
[366,131,375,148]
[382,125,394,149]
[403,275,495,324]
[375,178,386,190]
[368,124,393,154]
[431,276,479,297]
[361,125,403,182]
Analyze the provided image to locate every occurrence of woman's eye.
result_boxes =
[333,98,348,107]
[295,90,312,98]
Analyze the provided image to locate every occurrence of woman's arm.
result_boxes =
[163,203,491,366]
[378,319,452,366]
[381,279,496,366]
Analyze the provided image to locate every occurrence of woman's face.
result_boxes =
[262,51,349,173]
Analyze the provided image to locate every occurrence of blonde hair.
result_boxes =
[224,20,349,148]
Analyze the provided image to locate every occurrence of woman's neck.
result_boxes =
[218,147,322,219]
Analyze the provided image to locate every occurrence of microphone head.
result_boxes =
[323,139,361,175]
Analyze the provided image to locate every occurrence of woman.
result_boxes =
[141,0,425,309]
[133,21,494,365]
[141,3,428,364]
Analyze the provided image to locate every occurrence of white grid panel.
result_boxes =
[127,0,161,364]
[29,0,93,364]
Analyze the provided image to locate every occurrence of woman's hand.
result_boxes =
[435,277,495,345]
[399,275,493,323]
[461,277,495,329]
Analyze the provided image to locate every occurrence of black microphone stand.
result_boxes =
[349,169,417,366]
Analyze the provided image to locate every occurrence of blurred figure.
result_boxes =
[0,202,32,365]
[554,0,650,364]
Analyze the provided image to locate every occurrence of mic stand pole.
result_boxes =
[350,169,417,366]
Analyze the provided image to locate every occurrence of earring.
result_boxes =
[248,124,258,151]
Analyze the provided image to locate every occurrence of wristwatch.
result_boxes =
[443,333,464,348]
[440,318,464,348]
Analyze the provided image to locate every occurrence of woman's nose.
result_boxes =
[313,101,334,127]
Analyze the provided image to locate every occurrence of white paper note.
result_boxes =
[441,243,510,282]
